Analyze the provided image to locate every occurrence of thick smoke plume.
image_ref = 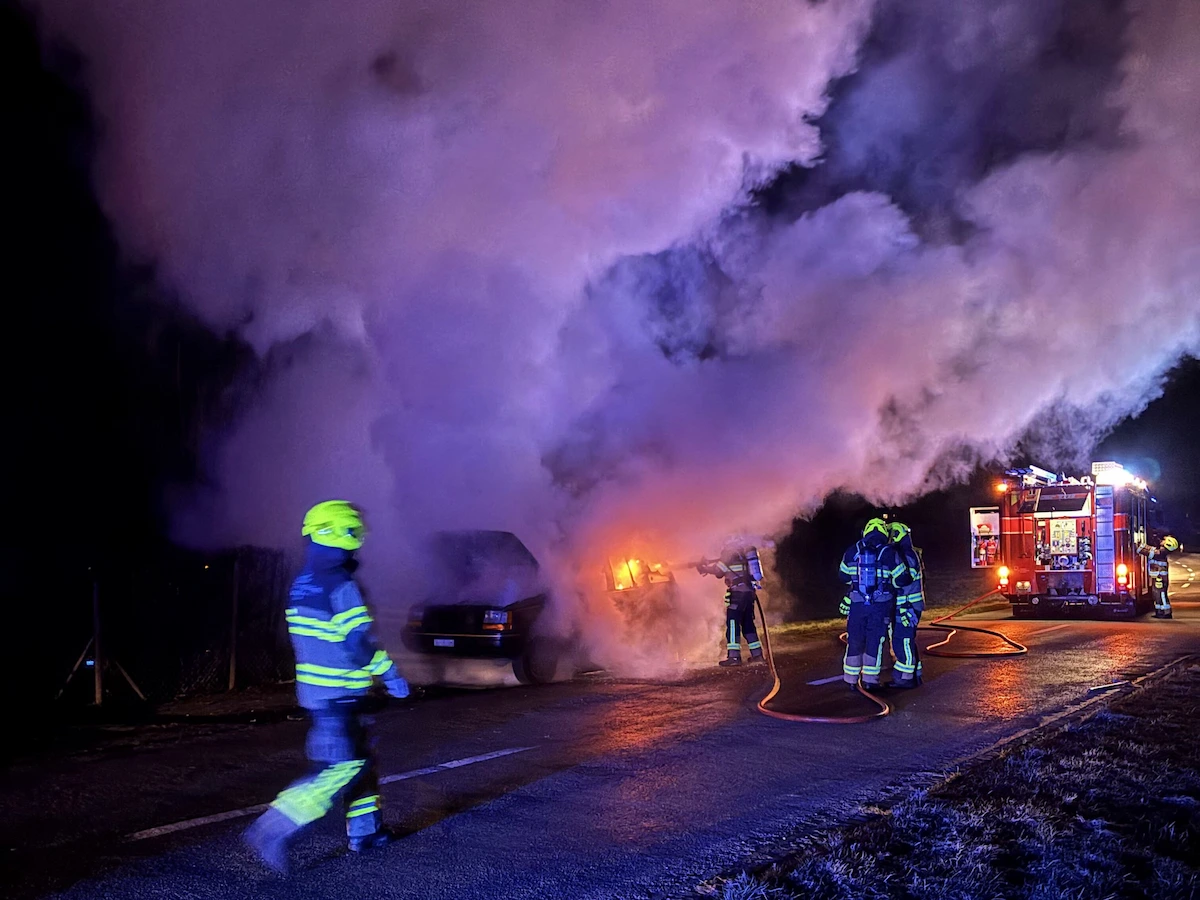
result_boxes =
[31,0,1200,670]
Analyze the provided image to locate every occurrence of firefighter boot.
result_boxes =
[719,652,742,667]
[244,807,295,875]
[748,649,765,665]
[348,828,396,853]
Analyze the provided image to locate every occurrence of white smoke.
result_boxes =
[29,0,1200,672]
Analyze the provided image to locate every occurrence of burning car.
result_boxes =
[402,530,576,684]
[603,555,700,659]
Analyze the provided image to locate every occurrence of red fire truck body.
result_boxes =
[991,463,1157,619]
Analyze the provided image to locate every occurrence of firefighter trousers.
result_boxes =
[890,607,922,684]
[843,600,892,685]
[269,699,383,840]
[725,590,762,660]
[1152,579,1172,616]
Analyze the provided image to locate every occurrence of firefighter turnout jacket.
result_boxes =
[892,534,925,612]
[285,542,401,710]
[697,547,764,593]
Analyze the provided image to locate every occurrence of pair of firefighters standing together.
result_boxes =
[839,518,925,691]
[699,519,925,690]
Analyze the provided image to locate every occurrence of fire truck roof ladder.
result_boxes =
[1004,465,1059,486]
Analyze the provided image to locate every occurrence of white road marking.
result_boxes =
[1027,623,1072,637]
[126,746,534,842]
[806,675,845,686]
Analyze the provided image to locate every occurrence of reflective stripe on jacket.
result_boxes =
[699,548,760,592]
[896,542,925,608]
[287,544,396,710]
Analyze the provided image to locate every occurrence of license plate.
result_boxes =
[433,638,455,648]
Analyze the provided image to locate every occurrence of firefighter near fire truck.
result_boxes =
[839,519,912,691]
[244,500,409,874]
[1139,533,1181,619]
[696,542,766,667]
[977,462,1173,620]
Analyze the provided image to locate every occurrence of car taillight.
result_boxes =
[1116,563,1129,586]
[998,565,1010,588]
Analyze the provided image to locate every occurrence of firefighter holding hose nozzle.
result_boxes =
[1139,533,1181,619]
[697,540,766,667]
[839,518,912,692]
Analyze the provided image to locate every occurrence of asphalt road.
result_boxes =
[3,558,1198,900]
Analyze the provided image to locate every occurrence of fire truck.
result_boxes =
[971,462,1162,619]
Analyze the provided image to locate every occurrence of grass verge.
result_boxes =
[710,662,1200,900]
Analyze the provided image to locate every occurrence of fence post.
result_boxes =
[228,554,240,691]
[92,576,103,706]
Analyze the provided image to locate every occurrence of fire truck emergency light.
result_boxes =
[1091,461,1150,490]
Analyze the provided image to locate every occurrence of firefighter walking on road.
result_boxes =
[697,541,765,667]
[1139,533,1182,619]
[839,518,911,692]
[245,500,409,874]
[887,521,925,689]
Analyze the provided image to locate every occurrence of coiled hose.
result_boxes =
[754,589,1026,723]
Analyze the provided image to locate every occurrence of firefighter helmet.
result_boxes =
[302,500,366,550]
[862,518,889,539]
[1162,535,1180,552]
[888,521,912,543]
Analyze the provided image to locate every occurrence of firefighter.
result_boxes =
[697,541,765,667]
[887,521,925,689]
[245,500,409,874]
[1139,534,1181,619]
[839,518,911,692]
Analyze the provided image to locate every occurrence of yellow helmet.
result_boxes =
[1162,535,1180,552]
[888,521,911,543]
[302,500,366,550]
[863,517,889,539]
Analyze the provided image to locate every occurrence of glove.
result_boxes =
[384,673,410,699]
[897,606,915,628]
[752,581,763,591]
[839,596,851,616]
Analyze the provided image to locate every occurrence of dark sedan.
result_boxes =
[402,530,573,683]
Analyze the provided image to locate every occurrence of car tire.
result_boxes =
[514,638,564,685]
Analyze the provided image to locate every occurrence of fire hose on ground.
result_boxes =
[754,589,1027,723]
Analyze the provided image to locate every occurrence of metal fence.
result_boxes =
[54,546,296,706]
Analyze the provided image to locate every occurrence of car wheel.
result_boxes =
[514,638,564,685]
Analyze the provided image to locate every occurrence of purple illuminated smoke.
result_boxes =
[30,1,1200,637]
